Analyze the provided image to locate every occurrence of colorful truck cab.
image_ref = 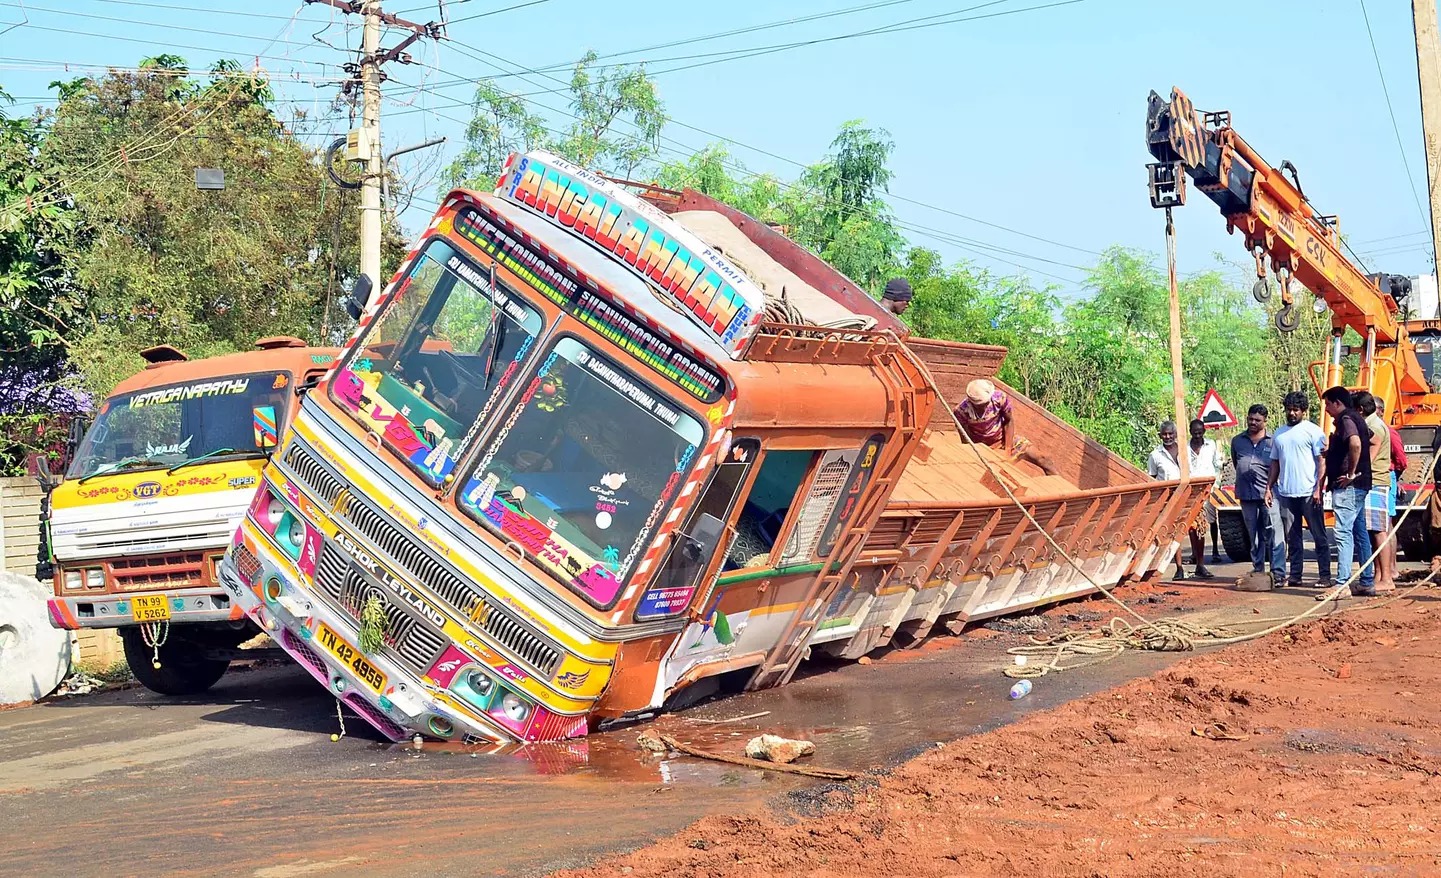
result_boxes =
[42,338,337,694]
[220,151,1209,744]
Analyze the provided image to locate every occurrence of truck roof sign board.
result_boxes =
[494,150,765,358]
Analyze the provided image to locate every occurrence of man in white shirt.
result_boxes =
[1146,420,1218,580]
[1266,391,1331,587]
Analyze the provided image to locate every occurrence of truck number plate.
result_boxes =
[130,594,171,622]
[316,623,387,693]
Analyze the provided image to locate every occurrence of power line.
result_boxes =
[448,0,553,25]
[69,0,304,20]
[417,27,1101,260]
[0,1,321,50]
[1357,0,1431,254]
[381,85,1089,283]
[479,0,927,76]
[0,20,342,70]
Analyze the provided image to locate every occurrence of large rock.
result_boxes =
[744,734,816,764]
[0,572,70,704]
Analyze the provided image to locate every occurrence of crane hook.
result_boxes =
[1275,303,1300,333]
[1252,277,1273,303]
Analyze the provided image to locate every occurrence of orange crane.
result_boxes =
[1144,86,1441,560]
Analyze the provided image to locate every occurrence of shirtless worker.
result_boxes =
[955,378,1059,476]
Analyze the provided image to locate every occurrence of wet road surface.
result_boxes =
[0,572,1341,878]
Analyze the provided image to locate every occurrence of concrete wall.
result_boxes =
[1,476,42,576]
[0,477,123,668]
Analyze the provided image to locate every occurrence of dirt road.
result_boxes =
[4,567,1416,877]
[560,583,1441,878]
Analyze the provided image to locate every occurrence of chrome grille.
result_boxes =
[471,600,561,677]
[336,496,484,619]
[312,541,447,674]
[283,443,345,505]
[333,494,561,676]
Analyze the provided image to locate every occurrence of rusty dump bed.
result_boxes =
[655,189,1209,655]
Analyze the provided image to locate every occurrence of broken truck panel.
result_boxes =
[218,150,1207,744]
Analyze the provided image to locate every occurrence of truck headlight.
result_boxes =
[500,692,531,724]
[266,496,286,529]
[85,568,105,588]
[63,570,83,589]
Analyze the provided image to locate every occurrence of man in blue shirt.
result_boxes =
[1231,403,1285,583]
[1266,391,1331,587]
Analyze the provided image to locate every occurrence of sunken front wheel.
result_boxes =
[119,628,231,696]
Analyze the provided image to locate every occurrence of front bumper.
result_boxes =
[47,587,242,630]
[220,539,585,744]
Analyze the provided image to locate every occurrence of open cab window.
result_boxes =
[329,236,545,486]
[67,372,292,481]
[457,337,705,609]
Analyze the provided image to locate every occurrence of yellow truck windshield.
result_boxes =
[67,372,291,480]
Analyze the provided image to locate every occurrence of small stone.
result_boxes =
[1336,663,1352,680]
[857,656,873,665]
[745,734,816,764]
[636,732,667,753]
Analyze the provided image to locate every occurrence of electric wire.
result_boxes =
[1357,0,1432,257]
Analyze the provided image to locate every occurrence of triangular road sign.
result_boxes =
[1197,388,1237,429]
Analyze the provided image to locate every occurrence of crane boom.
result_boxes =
[1145,87,1430,402]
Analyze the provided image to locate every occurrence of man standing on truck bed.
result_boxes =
[1267,391,1331,588]
[880,277,913,315]
[1231,404,1285,586]
[956,378,1059,476]
[1319,386,1375,598]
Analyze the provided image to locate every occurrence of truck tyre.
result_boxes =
[1396,514,1439,563]
[120,628,231,696]
[1217,510,1251,564]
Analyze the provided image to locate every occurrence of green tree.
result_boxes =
[38,60,396,397]
[785,121,904,293]
[446,51,665,189]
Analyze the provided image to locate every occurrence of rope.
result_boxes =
[940,393,1440,679]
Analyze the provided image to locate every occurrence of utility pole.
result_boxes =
[1148,160,1190,481]
[360,0,383,299]
[1415,0,1441,273]
[305,0,440,306]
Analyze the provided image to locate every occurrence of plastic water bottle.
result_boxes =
[1009,679,1033,700]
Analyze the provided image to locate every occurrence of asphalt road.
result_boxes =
[0,570,1335,878]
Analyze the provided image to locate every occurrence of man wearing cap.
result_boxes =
[881,278,913,315]
[955,378,1059,476]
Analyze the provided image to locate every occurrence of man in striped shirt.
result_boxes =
[955,379,1059,476]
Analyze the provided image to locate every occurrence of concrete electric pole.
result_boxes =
[305,0,439,305]
[360,0,384,299]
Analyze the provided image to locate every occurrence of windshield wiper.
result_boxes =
[78,456,164,483]
[166,447,246,474]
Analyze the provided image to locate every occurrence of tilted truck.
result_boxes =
[1146,87,1441,562]
[217,150,1209,743]
[40,338,337,694]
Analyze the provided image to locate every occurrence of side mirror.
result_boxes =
[678,512,726,568]
[253,405,279,454]
[65,417,88,465]
[344,274,374,321]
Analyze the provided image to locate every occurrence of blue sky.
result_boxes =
[0,0,1433,300]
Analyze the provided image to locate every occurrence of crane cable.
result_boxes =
[937,386,1438,679]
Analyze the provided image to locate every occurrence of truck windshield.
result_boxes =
[458,337,705,609]
[331,237,544,485]
[67,372,292,480]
